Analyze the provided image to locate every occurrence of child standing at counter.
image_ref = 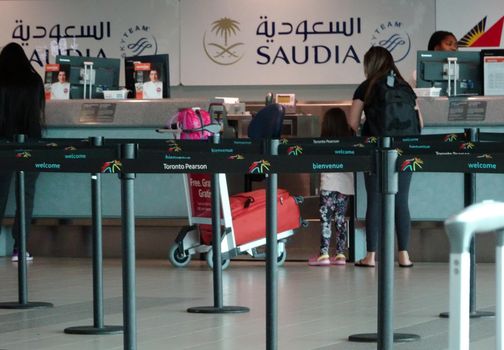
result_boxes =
[308,108,354,266]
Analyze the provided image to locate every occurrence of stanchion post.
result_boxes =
[121,143,137,350]
[0,134,52,310]
[17,139,28,305]
[64,136,122,335]
[187,133,249,314]
[348,137,419,347]
[379,137,396,349]
[92,136,105,327]
[266,139,279,350]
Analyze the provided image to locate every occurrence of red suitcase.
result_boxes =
[200,188,301,246]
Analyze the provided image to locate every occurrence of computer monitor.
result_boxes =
[55,55,120,99]
[416,50,482,96]
[481,49,504,96]
[124,54,170,99]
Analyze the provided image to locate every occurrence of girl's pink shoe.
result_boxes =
[331,254,347,265]
[308,254,331,266]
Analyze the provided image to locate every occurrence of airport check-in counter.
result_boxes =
[1,96,503,259]
[2,99,209,220]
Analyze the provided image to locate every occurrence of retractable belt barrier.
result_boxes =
[1,132,502,350]
[397,135,504,329]
[0,137,123,334]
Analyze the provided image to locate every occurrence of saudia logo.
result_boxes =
[203,18,245,65]
[120,25,158,58]
[458,16,504,48]
[371,20,411,62]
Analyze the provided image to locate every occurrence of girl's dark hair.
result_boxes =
[428,31,456,50]
[0,42,45,138]
[321,107,354,138]
[362,46,406,106]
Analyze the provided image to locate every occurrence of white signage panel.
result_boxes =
[0,0,181,85]
[180,0,435,85]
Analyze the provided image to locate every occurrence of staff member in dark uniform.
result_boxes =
[0,42,45,262]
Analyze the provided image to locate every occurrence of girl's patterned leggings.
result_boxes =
[319,190,349,255]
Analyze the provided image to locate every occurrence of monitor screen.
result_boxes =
[416,50,482,96]
[481,49,504,96]
[124,54,170,99]
[55,55,120,99]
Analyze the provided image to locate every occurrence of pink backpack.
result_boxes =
[170,108,212,140]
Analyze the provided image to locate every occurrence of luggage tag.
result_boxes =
[387,72,395,87]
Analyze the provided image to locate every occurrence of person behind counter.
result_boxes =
[308,108,354,266]
[142,69,163,99]
[50,70,70,100]
[410,31,458,86]
[428,30,458,51]
[0,42,45,262]
[348,46,423,268]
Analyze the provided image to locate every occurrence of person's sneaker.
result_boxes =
[308,254,331,266]
[11,250,33,262]
[331,253,347,265]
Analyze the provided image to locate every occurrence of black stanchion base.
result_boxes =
[64,325,123,335]
[187,306,250,314]
[348,333,421,343]
[0,301,53,309]
[439,310,495,319]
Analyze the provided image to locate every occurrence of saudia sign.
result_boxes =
[203,16,363,66]
[203,16,413,67]
[254,16,362,65]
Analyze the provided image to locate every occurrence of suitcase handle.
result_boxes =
[244,197,254,208]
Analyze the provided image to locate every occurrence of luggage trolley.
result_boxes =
[168,173,304,269]
[165,104,305,269]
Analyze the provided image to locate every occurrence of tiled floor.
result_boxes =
[0,258,498,349]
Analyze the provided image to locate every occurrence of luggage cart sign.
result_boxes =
[188,173,212,218]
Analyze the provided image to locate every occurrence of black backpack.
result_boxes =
[363,73,420,137]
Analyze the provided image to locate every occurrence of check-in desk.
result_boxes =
[2,99,208,220]
[1,97,502,260]
[383,96,504,221]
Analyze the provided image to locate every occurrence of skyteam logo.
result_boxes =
[119,25,158,58]
[371,20,411,62]
[203,17,245,65]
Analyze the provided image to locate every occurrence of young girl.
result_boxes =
[308,108,354,266]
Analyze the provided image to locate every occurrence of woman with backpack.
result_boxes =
[347,46,423,268]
